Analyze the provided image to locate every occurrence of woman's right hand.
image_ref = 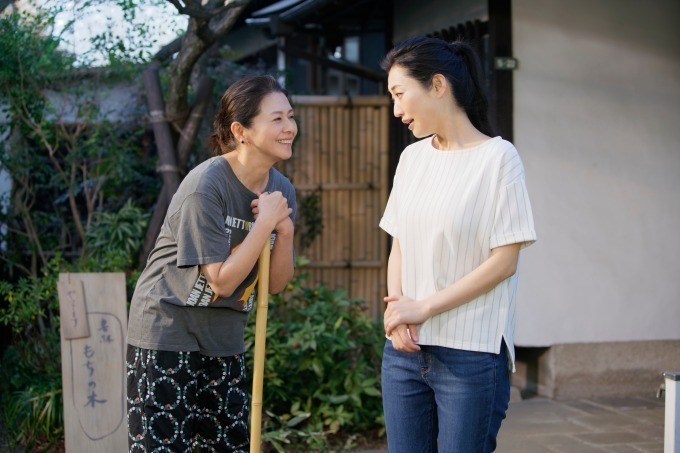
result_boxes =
[390,324,421,352]
[252,191,292,230]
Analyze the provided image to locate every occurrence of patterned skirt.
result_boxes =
[126,346,249,452]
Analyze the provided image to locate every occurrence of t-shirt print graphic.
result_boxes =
[184,243,258,312]
[185,270,257,311]
[186,272,214,307]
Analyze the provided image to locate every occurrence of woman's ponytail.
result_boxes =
[448,41,494,137]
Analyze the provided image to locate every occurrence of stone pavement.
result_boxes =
[496,395,665,452]
[356,395,666,452]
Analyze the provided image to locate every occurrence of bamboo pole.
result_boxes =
[250,242,271,453]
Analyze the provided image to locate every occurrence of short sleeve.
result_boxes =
[490,150,537,249]
[173,192,229,267]
[380,153,405,238]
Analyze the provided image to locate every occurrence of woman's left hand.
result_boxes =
[251,193,293,234]
[383,295,430,336]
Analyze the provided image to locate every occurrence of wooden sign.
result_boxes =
[57,277,90,340]
[58,273,128,452]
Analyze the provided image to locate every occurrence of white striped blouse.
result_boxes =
[380,135,537,370]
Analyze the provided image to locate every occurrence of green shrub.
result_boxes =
[245,273,386,452]
[0,330,64,451]
[0,258,65,451]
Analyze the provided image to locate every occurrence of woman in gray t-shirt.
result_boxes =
[126,75,297,452]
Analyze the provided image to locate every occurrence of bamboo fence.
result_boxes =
[279,95,390,318]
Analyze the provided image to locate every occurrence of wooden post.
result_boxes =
[250,243,271,452]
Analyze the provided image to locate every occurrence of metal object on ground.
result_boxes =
[665,371,680,453]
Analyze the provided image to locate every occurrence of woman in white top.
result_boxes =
[380,37,536,452]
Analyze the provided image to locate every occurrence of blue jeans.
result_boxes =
[381,340,510,452]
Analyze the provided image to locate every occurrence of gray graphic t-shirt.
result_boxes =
[127,156,296,356]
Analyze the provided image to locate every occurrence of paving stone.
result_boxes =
[629,443,664,453]
[624,422,665,441]
[524,434,608,452]
[496,435,554,453]
[586,396,664,410]
[500,419,593,436]
[601,445,645,452]
[570,413,646,430]
[622,408,665,425]
[507,398,589,423]
[574,431,648,445]
[562,399,621,416]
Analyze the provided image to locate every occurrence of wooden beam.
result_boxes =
[281,45,386,81]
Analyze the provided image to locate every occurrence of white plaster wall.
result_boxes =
[44,83,143,124]
[513,0,680,345]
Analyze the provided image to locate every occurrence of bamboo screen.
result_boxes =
[279,95,390,319]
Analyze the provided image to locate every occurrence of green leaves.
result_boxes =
[0,256,63,335]
[83,198,150,266]
[244,273,385,450]
[0,329,64,451]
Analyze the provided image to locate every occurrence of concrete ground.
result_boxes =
[357,394,666,452]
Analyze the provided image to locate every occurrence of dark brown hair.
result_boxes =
[209,75,290,155]
[381,36,495,137]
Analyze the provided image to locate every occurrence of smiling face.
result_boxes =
[243,91,297,162]
[388,64,439,138]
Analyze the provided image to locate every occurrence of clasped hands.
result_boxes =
[383,295,430,353]
[251,191,293,235]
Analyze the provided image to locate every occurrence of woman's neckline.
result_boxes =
[429,134,498,152]
[220,155,272,196]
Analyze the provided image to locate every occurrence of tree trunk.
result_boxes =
[139,66,183,263]
[177,75,215,168]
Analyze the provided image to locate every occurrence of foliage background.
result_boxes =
[0,2,385,451]
[245,272,384,452]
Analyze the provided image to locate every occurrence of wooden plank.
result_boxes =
[321,107,331,261]
[311,107,322,261]
[357,107,367,261]
[59,272,127,453]
[335,106,345,267]
[342,105,352,264]
[379,105,390,314]
[370,108,380,265]
[330,106,340,263]
[57,278,90,340]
